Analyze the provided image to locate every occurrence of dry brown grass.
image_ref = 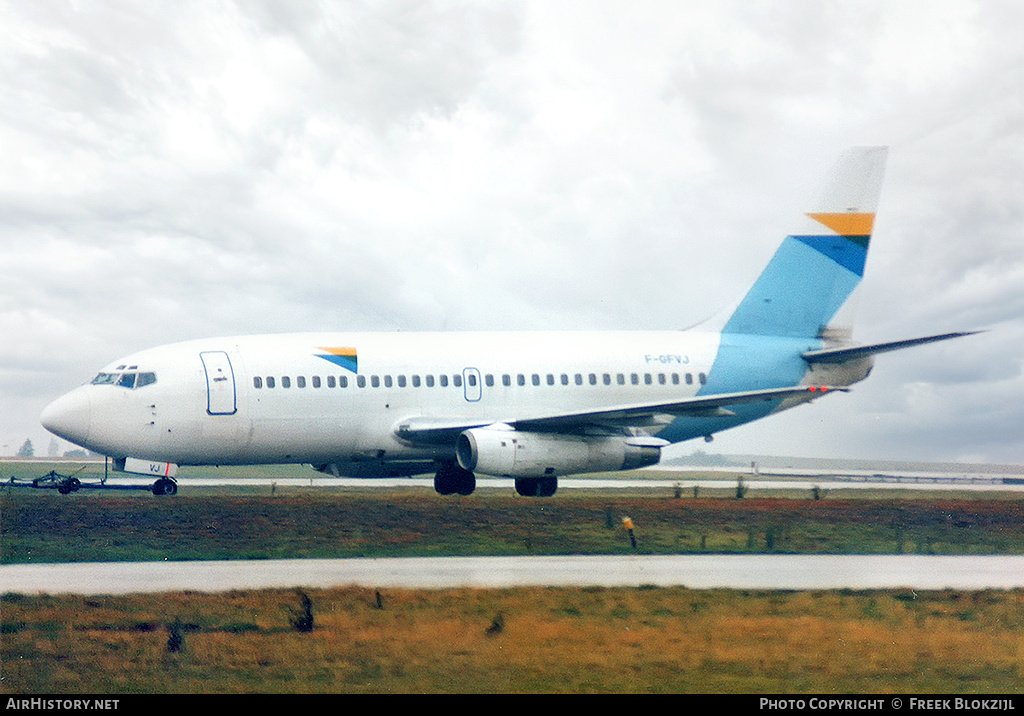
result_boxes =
[3,586,1023,693]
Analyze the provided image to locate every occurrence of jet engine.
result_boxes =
[456,424,663,478]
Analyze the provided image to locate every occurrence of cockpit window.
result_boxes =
[92,371,157,389]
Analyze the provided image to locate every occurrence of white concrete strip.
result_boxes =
[4,554,1024,595]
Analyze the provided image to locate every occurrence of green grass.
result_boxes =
[4,477,1024,563]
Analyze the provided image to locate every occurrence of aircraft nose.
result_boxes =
[41,388,92,447]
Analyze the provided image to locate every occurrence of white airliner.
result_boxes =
[41,147,975,496]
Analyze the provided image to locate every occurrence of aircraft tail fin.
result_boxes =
[718,146,888,339]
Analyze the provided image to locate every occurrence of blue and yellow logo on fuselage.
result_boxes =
[316,347,358,373]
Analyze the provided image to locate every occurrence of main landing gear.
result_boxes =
[431,464,558,497]
[433,462,476,496]
[514,476,558,497]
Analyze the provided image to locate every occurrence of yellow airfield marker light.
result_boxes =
[622,516,637,549]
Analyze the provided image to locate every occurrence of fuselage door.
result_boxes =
[463,367,482,402]
[200,351,237,415]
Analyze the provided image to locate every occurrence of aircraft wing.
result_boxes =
[394,384,845,444]
[513,385,845,431]
[801,331,980,364]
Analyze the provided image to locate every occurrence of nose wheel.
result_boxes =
[152,478,178,496]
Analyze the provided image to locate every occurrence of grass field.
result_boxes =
[3,481,1024,563]
[3,461,1023,693]
[4,585,1024,693]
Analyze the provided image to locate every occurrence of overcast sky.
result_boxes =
[2,0,1023,464]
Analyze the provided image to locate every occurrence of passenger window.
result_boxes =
[502,374,510,387]
[371,376,380,388]
[267,376,276,388]
[658,374,666,385]
[412,375,421,387]
[357,375,366,388]
[517,374,525,386]
[383,375,392,388]
[339,376,348,388]
[426,375,435,387]
[644,373,652,385]
[327,376,336,388]
[440,375,449,387]
[546,374,555,386]
[560,374,569,386]
[281,376,291,388]
[574,374,583,386]
[699,372,707,385]
[297,376,306,388]
[686,373,693,385]
[398,375,407,387]
[671,373,680,385]
[532,374,540,386]
[468,374,477,387]
[453,374,462,387]
[485,374,494,387]
[254,377,263,389]
[589,374,597,386]
[312,376,321,388]
[602,373,611,385]
[631,373,639,385]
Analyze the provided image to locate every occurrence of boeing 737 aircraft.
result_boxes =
[41,147,975,497]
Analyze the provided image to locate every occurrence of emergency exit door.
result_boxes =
[463,367,482,402]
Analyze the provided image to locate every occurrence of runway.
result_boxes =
[20,474,1024,495]
[4,554,1024,595]
[243,475,1023,493]
[8,457,1024,494]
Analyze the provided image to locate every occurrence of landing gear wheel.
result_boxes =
[153,478,178,496]
[538,476,557,497]
[515,476,557,497]
[57,477,81,495]
[434,463,476,496]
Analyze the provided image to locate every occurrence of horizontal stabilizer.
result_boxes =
[802,331,981,364]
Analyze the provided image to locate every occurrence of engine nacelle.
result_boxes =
[456,425,663,478]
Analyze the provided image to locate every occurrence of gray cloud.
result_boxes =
[2,0,1023,463]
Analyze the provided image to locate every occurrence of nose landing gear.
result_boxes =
[152,478,178,496]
